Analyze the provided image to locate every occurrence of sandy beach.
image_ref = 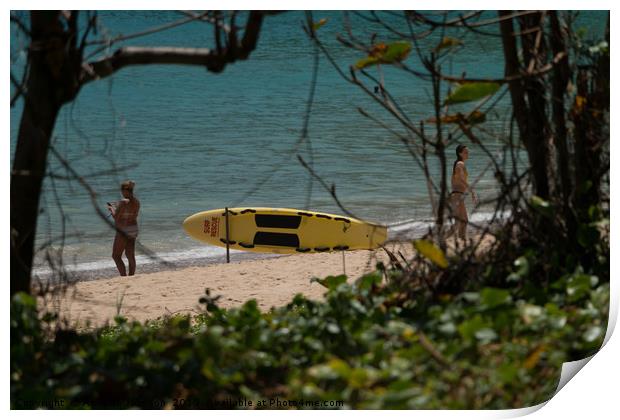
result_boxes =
[40,235,495,329]
[40,247,397,328]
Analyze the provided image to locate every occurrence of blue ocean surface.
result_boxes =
[9,11,608,279]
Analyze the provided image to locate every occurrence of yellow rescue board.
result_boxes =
[182,207,388,254]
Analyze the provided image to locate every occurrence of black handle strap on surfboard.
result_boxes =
[225,207,230,263]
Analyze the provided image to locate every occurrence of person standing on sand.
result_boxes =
[448,145,478,240]
[108,180,140,276]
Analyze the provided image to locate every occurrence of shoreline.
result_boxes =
[33,249,286,283]
[38,232,497,329]
[31,210,508,283]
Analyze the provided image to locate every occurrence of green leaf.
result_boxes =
[381,41,412,63]
[312,18,328,31]
[519,304,544,325]
[583,326,603,342]
[497,363,519,384]
[413,239,448,269]
[530,195,553,217]
[461,292,480,303]
[576,27,588,39]
[588,41,609,54]
[328,358,352,378]
[309,358,351,381]
[326,323,341,334]
[349,367,373,388]
[438,322,456,335]
[475,328,498,343]
[434,36,463,53]
[507,256,529,282]
[567,274,598,302]
[480,287,512,309]
[577,223,600,248]
[458,315,489,341]
[308,363,339,381]
[355,41,412,70]
[312,275,347,290]
[514,256,529,274]
[357,271,382,291]
[355,56,379,70]
[12,292,37,309]
[445,82,501,105]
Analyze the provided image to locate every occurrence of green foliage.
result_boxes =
[312,274,347,290]
[11,240,609,409]
[444,82,501,105]
[11,199,609,409]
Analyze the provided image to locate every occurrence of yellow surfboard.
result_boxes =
[182,207,388,254]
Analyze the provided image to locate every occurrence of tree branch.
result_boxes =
[81,46,217,83]
[11,72,27,107]
[84,12,209,61]
[179,10,232,33]
[80,11,266,84]
[406,51,566,84]
[10,13,31,36]
[296,155,361,221]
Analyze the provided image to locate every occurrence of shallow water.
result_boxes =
[9,11,608,278]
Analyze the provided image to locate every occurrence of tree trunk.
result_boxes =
[11,11,269,297]
[11,12,66,296]
[549,11,574,235]
[498,11,550,199]
[518,12,551,199]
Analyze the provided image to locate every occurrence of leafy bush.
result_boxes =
[11,235,609,409]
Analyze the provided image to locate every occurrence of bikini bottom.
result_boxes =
[120,225,139,239]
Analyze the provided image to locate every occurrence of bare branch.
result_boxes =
[79,11,98,56]
[455,10,538,28]
[357,107,424,164]
[46,163,139,180]
[417,51,566,84]
[407,10,536,29]
[84,12,209,62]
[86,12,208,47]
[11,72,27,107]
[371,11,436,40]
[418,330,450,366]
[351,67,425,139]
[179,10,232,33]
[297,155,361,221]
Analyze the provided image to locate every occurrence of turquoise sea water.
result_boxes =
[10,11,608,278]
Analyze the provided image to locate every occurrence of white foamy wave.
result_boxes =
[387,219,434,238]
[32,245,241,278]
[469,209,512,224]
[387,209,512,239]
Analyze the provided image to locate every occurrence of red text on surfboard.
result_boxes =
[203,217,219,237]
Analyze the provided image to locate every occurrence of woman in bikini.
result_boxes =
[449,145,477,240]
[108,180,140,276]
